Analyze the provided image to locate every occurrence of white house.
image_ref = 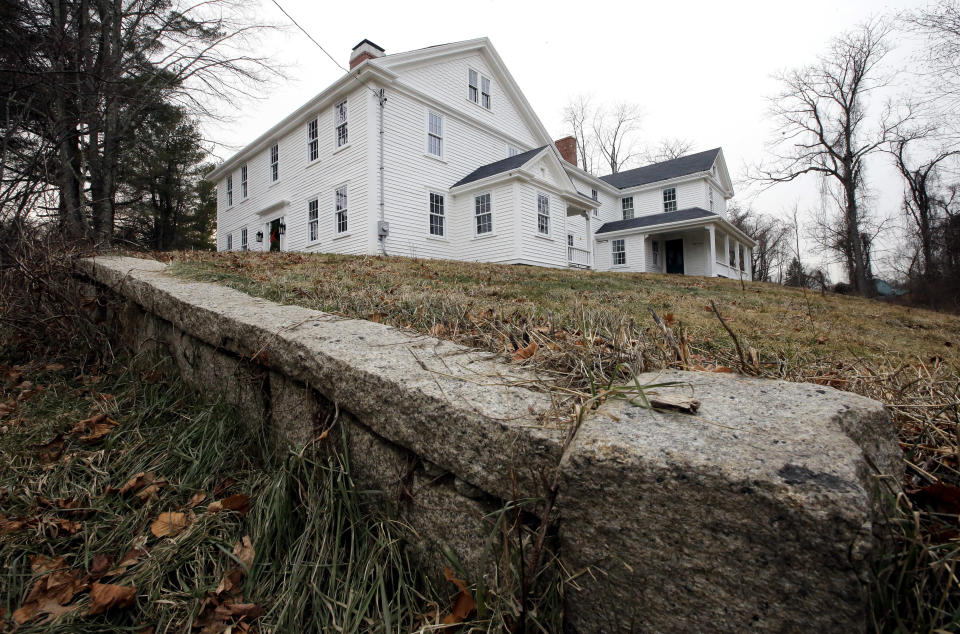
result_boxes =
[208,38,756,279]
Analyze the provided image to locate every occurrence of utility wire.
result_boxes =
[268,0,380,96]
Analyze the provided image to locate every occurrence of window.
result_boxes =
[537,193,550,235]
[475,193,492,235]
[429,192,445,236]
[663,187,677,212]
[427,111,443,157]
[468,69,491,109]
[739,245,746,271]
[308,198,319,242]
[335,185,348,234]
[241,227,248,251]
[241,164,248,199]
[334,100,348,148]
[708,186,714,212]
[621,196,634,220]
[729,241,736,267]
[567,234,574,247]
[308,118,319,162]
[270,143,279,182]
[226,233,233,251]
[226,175,233,206]
[591,189,598,201]
[612,239,626,266]
[652,241,660,267]
[507,145,519,158]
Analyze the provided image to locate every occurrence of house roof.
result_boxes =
[595,207,719,234]
[451,146,548,187]
[599,148,722,190]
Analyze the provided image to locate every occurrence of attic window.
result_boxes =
[468,69,491,110]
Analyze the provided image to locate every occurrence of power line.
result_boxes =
[268,0,380,97]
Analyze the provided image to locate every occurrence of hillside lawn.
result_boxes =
[165,250,960,629]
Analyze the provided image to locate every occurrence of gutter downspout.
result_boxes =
[378,88,388,256]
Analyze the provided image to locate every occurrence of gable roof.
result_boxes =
[452,146,547,187]
[595,208,719,234]
[599,148,721,190]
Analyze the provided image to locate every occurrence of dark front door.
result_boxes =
[665,239,684,274]
[269,218,281,252]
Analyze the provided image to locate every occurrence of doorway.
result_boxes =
[268,218,282,252]
[665,239,684,274]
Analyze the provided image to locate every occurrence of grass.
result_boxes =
[162,250,960,632]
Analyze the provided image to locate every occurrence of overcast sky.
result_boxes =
[210,0,935,279]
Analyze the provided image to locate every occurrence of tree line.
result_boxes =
[0,0,272,252]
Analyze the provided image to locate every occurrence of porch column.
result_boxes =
[639,234,646,272]
[707,225,716,277]
[734,238,740,274]
[724,233,730,273]
[585,213,594,270]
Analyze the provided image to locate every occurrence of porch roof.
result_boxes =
[596,207,717,233]
[451,146,548,187]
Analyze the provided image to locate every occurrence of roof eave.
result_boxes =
[595,215,757,246]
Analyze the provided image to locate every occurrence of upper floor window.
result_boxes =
[537,193,550,235]
[475,193,492,235]
[708,187,714,212]
[507,145,519,158]
[429,192,445,237]
[226,175,233,206]
[612,238,626,266]
[270,144,279,182]
[591,189,598,201]
[241,164,248,199]
[427,111,443,158]
[241,227,248,251]
[308,198,319,242]
[335,185,348,234]
[468,69,491,109]
[663,187,677,212]
[308,118,319,162]
[226,233,233,251]
[335,100,348,148]
[621,196,634,220]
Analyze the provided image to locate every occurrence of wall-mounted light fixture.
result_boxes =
[278,222,286,236]
[255,231,264,243]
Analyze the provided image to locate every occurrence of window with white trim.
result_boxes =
[591,189,598,201]
[335,185,348,234]
[567,234,574,247]
[334,100,348,148]
[708,186,714,212]
[308,198,319,242]
[475,192,492,235]
[507,145,519,158]
[468,69,491,109]
[307,118,319,162]
[427,111,443,157]
[663,187,677,212]
[429,192,445,236]
[226,233,233,251]
[241,228,248,251]
[652,240,660,267]
[612,239,626,266]
[241,164,247,199]
[621,196,634,220]
[537,193,550,235]
[270,143,279,182]
[226,175,233,206]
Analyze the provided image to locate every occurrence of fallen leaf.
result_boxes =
[512,341,538,362]
[105,547,147,577]
[711,366,733,373]
[150,512,187,538]
[44,363,66,372]
[429,323,448,337]
[87,582,136,616]
[13,597,76,625]
[187,492,207,508]
[88,554,114,580]
[816,336,828,344]
[47,518,83,535]
[441,568,476,625]
[13,558,86,624]
[38,433,65,463]
[70,413,119,443]
[207,494,250,517]
[120,472,155,495]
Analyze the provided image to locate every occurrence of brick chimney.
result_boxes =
[554,136,577,167]
[349,39,385,70]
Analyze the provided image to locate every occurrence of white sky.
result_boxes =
[210,0,934,279]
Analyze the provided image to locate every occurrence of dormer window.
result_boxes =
[468,69,491,110]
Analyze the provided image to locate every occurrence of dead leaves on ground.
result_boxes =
[12,556,86,625]
[150,512,188,538]
[87,582,137,616]
[512,340,538,362]
[197,536,261,633]
[441,568,476,625]
[70,413,119,443]
[120,471,168,502]
[207,494,251,517]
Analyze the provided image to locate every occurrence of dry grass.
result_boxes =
[166,250,960,631]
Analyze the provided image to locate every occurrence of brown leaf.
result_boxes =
[38,433,65,463]
[368,312,387,323]
[105,547,147,577]
[511,341,538,362]
[70,413,119,443]
[14,558,86,624]
[711,365,733,373]
[47,518,83,535]
[233,535,255,570]
[440,568,476,625]
[13,597,76,625]
[150,512,187,538]
[44,363,66,372]
[429,323,448,337]
[207,494,250,517]
[187,492,207,508]
[87,582,136,616]
[88,554,114,580]
[120,472,155,495]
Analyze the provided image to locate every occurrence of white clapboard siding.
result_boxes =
[518,184,566,267]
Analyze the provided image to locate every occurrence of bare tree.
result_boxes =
[905,1,960,125]
[642,138,694,164]
[592,102,644,174]
[562,94,595,174]
[754,18,903,296]
[728,205,791,282]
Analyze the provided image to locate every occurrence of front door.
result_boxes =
[665,239,684,274]
[269,218,282,252]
